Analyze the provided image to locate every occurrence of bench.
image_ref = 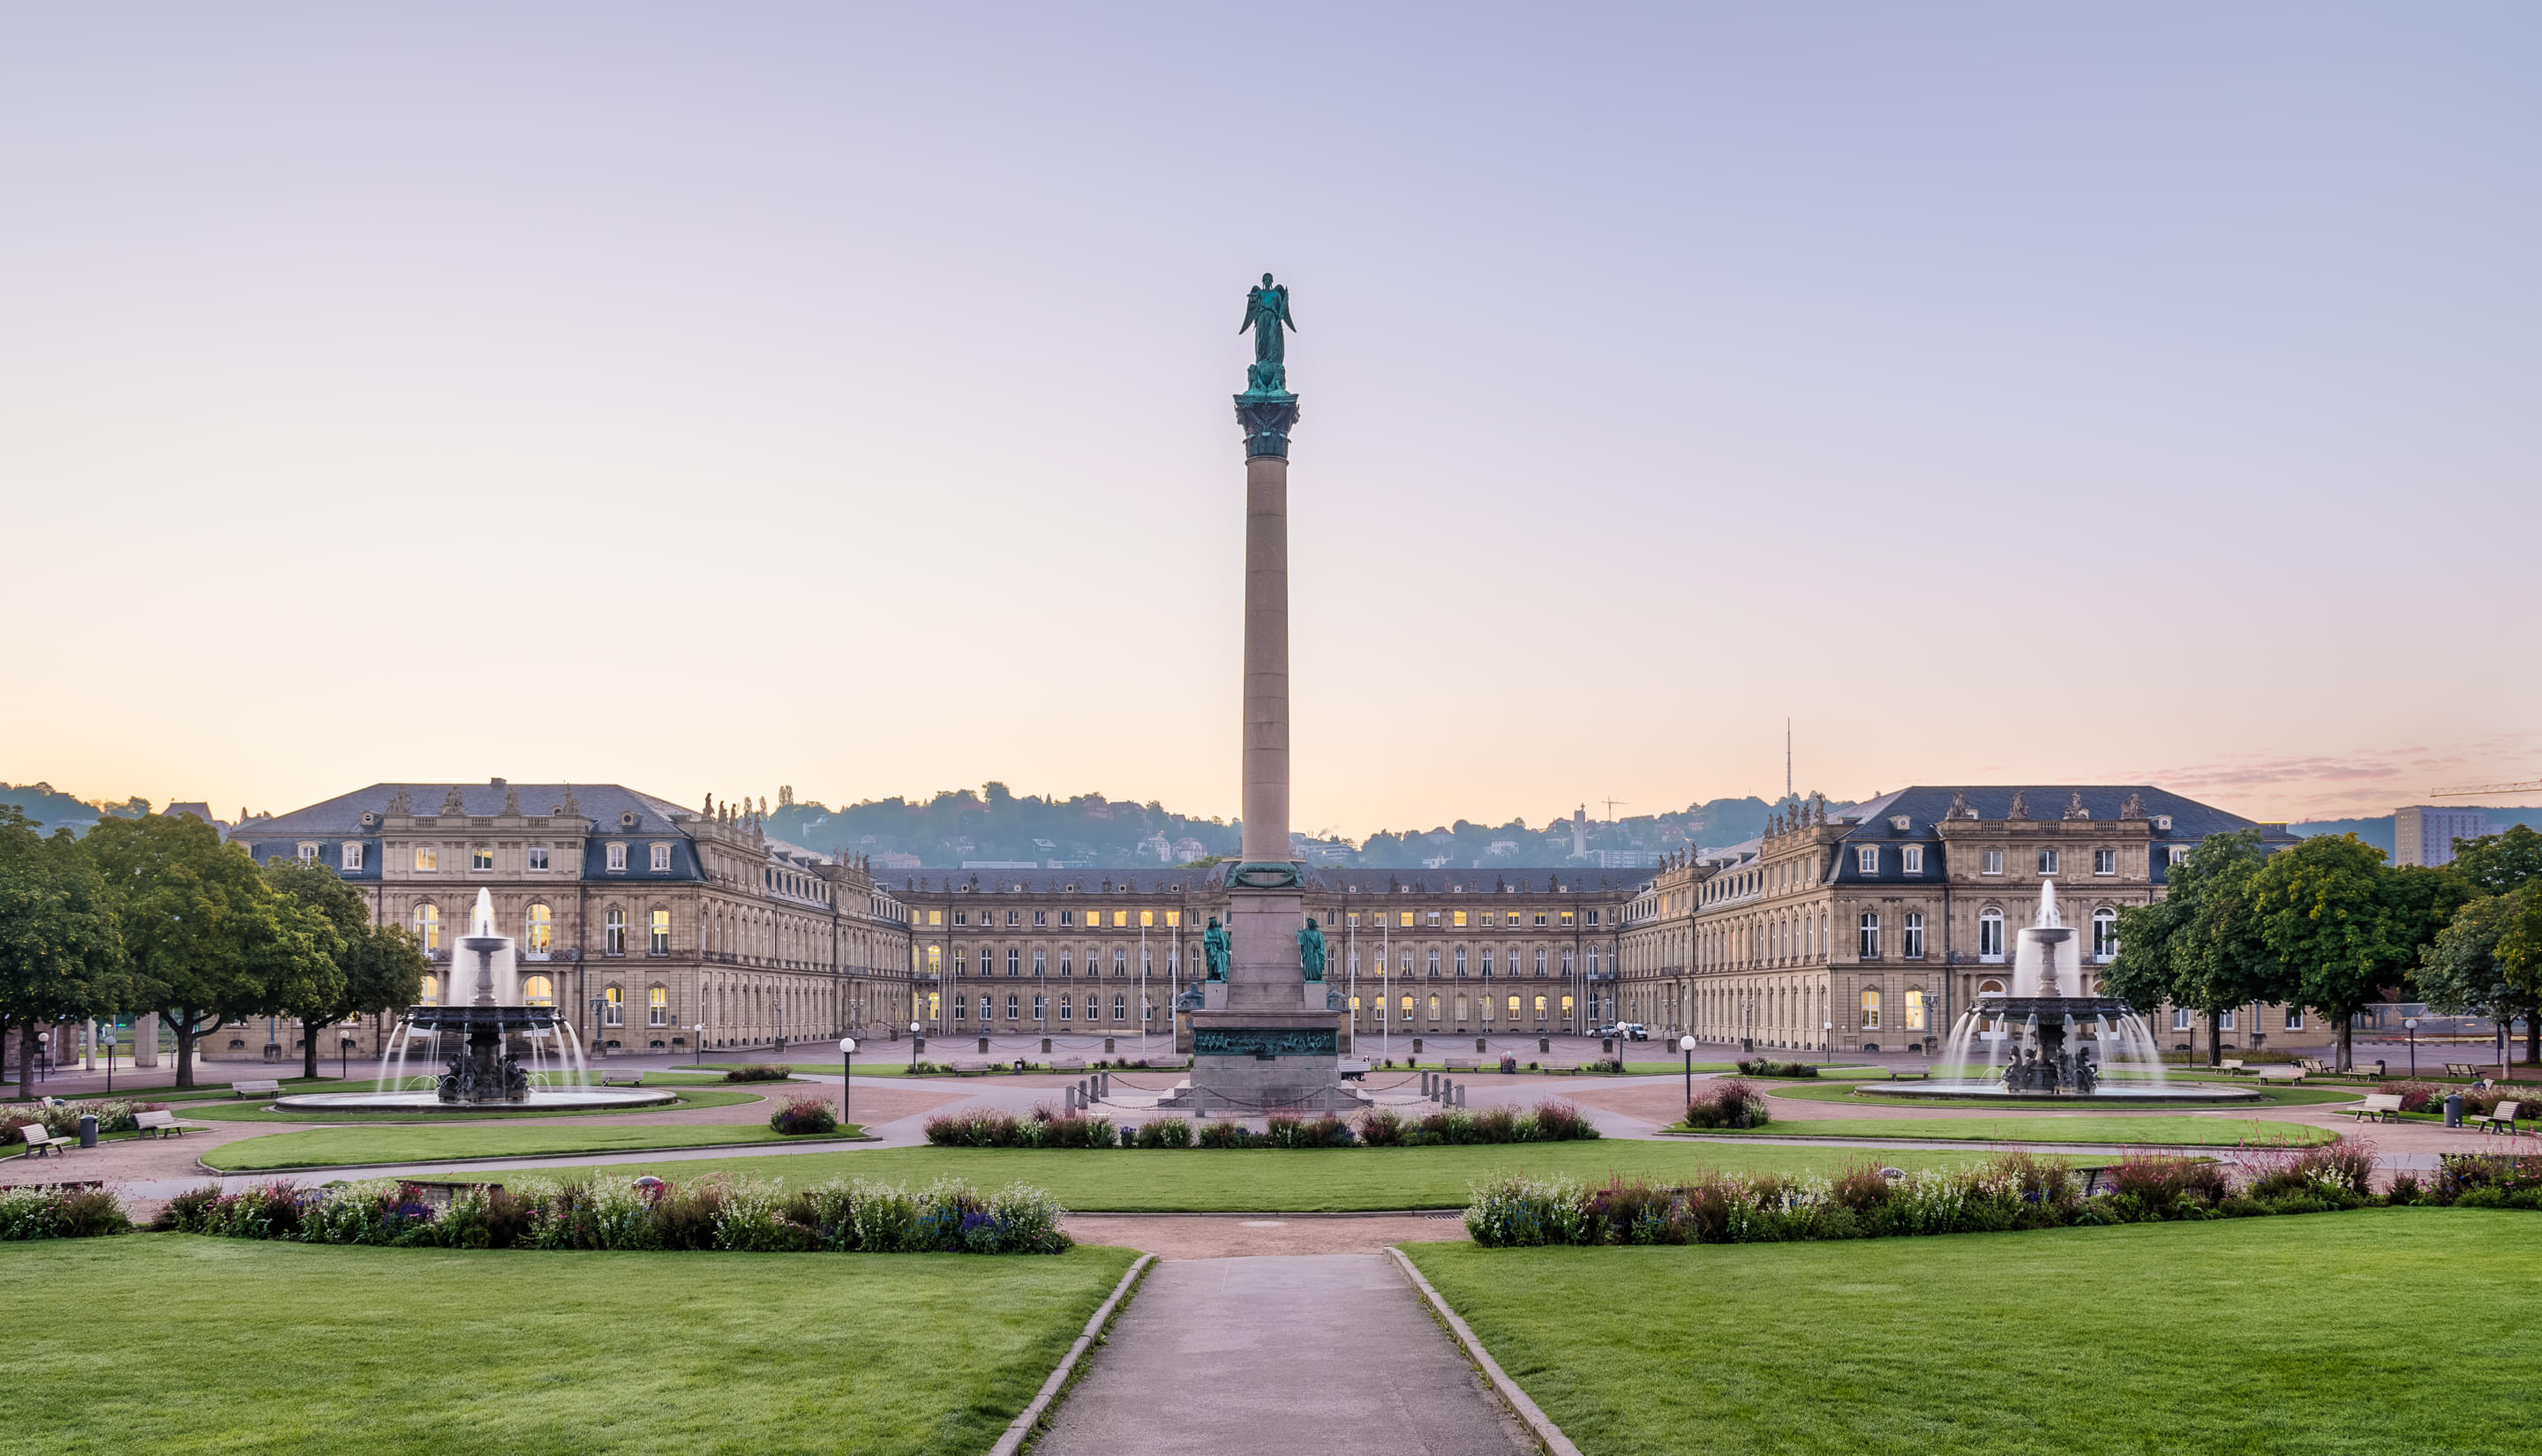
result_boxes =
[2478,1100,2524,1136]
[2255,1066,2306,1083]
[1443,1058,1484,1071]
[598,1072,644,1087]
[2218,1060,2246,1074]
[16,1125,67,1159]
[231,1079,283,1099]
[1049,1057,1087,1072]
[2350,1093,2404,1123]
[2445,1063,2480,1079]
[1889,1070,1930,1082]
[947,1060,991,1074]
[2297,1057,2330,1075]
[132,1110,184,1139]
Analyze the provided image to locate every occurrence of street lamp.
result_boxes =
[1680,1033,1696,1107]
[2405,1017,2419,1079]
[102,1024,115,1095]
[694,1023,707,1069]
[909,1019,922,1069]
[839,1037,857,1128]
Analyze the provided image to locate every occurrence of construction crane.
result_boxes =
[2433,778,2542,798]
[1601,797,1627,821]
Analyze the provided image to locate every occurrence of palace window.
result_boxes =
[2095,848,2117,875]
[522,975,556,1008]
[1007,994,1019,1019]
[1139,909,1154,927]
[527,846,548,871]
[1033,949,1045,976]
[603,987,624,1025]
[1858,912,1881,959]
[605,909,626,956]
[2091,908,2117,963]
[297,843,319,863]
[1033,910,1048,927]
[1059,949,1073,976]
[1453,910,1468,927]
[1113,910,1128,927]
[342,842,365,871]
[648,986,668,1026]
[526,903,553,954]
[1427,949,1440,976]
[953,996,968,1024]
[1979,909,2004,962]
[1166,910,1181,927]
[952,911,968,927]
[1560,910,1576,927]
[1426,911,1441,927]
[651,909,671,955]
[471,846,494,872]
[2169,846,2189,867]
[1982,848,2003,875]
[1034,994,1048,1021]
[1455,947,1467,976]
[1400,911,1415,927]
[1507,994,1520,1021]
[651,844,672,872]
[2038,849,2061,874]
[1906,989,1927,1032]
[2220,1009,2237,1032]
[1533,994,1547,1019]
[1427,993,1441,1021]
[1903,912,1925,960]
[1113,994,1127,1021]
[1008,948,1021,976]
[1902,845,1923,874]
[415,846,439,872]
[413,903,440,952]
[1561,948,1575,975]
[1479,948,1493,975]
[1861,989,1881,1029]
[606,843,628,872]
[1857,846,1879,874]
[1058,910,1073,927]
[1007,910,1019,926]
[420,974,440,1006]
[2174,1006,2192,1032]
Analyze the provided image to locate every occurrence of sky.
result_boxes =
[3,4,2536,835]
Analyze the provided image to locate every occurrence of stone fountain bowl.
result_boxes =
[272,1085,682,1113]
[1862,1080,2266,1103]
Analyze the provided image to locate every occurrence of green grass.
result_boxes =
[203,1119,869,1172]
[1406,1210,2539,1456]
[1766,1082,2358,1108]
[3,1233,1134,1456]
[1673,1115,2331,1145]
[549,1142,2022,1211]
[180,1088,766,1123]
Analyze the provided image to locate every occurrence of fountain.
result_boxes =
[1885,879,2260,1103]
[274,889,679,1113]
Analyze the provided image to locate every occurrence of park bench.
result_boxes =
[2445,1063,2480,1079]
[1889,1070,1930,1081]
[2297,1057,2330,1075]
[231,1079,283,1099]
[2217,1060,2247,1074]
[2255,1066,2306,1083]
[598,1072,643,1087]
[1443,1057,1484,1071]
[17,1125,68,1159]
[1049,1057,1087,1072]
[947,1060,991,1074]
[2478,1100,2524,1136]
[2350,1093,2404,1123]
[132,1110,184,1139]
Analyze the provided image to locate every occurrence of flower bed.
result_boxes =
[921,1100,1600,1150]
[0,1184,132,1240]
[769,1096,839,1136]
[154,1173,1072,1253]
[1682,1077,1770,1129]
[1463,1139,2475,1248]
[720,1064,793,1083]
[1735,1059,1819,1078]
[1,1098,171,1144]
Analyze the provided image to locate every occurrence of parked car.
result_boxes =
[1621,1022,1650,1041]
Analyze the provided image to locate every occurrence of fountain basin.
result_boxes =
[273,1087,681,1114]
[1863,1081,2265,1104]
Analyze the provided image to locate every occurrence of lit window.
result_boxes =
[1165,911,1180,927]
[1861,989,1881,1029]
[412,903,440,951]
[1453,910,1468,927]
[1903,912,1925,959]
[606,843,628,872]
[651,843,672,872]
[928,910,942,926]
[471,846,494,872]
[605,909,626,955]
[1347,912,1360,927]
[651,909,671,954]
[1906,989,1927,1032]
[523,975,556,1008]
[1902,845,1923,874]
[527,847,548,871]
[2095,849,2116,875]
[2091,908,2117,963]
[2038,849,2060,875]
[415,846,439,872]
[1979,910,2004,962]
[525,903,553,954]
[1113,910,1128,927]
[420,973,440,1006]
[1561,910,1576,927]
[1857,846,1879,874]
[1140,909,1154,927]
[603,987,624,1026]
[297,843,319,863]
[1858,912,1881,959]
[1400,912,1414,927]
[1982,849,2003,875]
[648,986,668,1026]
[342,842,365,871]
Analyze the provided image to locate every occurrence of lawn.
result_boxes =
[548,1142,2018,1211]
[3,1234,1135,1456]
[203,1119,869,1172]
[1767,1082,2359,1109]
[1405,1210,2539,1456]
[182,1088,766,1123]
[1675,1115,2332,1145]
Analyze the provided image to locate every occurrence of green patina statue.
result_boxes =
[1297,917,1327,982]
[1238,273,1296,398]
[1202,917,1230,982]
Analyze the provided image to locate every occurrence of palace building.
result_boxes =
[221,781,915,1061]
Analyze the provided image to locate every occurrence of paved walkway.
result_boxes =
[1034,1253,1532,1456]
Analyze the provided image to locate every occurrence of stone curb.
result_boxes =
[1387,1245,1583,1456]
[989,1251,1154,1456]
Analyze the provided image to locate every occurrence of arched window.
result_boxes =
[1978,978,2006,995]
[605,909,627,956]
[525,903,553,955]
[1979,909,2005,963]
[953,995,968,1023]
[1858,912,1881,960]
[1007,947,1020,976]
[1058,994,1073,1023]
[602,986,623,1025]
[522,975,556,1008]
[650,909,671,955]
[1903,912,1925,960]
[2092,908,2118,963]
[1905,988,1927,1032]
[420,973,441,1006]
[648,985,668,1026]
[1006,994,1019,1019]
[413,903,440,952]
[1426,993,1440,1022]
[1113,993,1127,1021]
[1860,988,1881,1029]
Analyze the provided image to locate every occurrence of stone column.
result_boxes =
[1241,447,1290,863]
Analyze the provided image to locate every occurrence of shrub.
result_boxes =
[1465,1174,1591,1248]
[2103,1149,2230,1216]
[1471,1106,1520,1144]
[1829,1162,1899,1215]
[721,1063,792,1083]
[2386,1170,2425,1204]
[925,1108,1026,1147]
[2438,1151,2542,1201]
[1355,1107,1406,1146]
[770,1097,839,1136]
[1735,1058,1818,1078]
[1526,1100,1598,1141]
[1683,1077,1770,1130]
[1025,1108,1117,1149]
[1264,1113,1354,1148]
[0,1184,131,1240]
[1134,1117,1192,1149]
[1196,1121,1252,1149]
[2391,1080,2444,1113]
[1418,1108,1479,1145]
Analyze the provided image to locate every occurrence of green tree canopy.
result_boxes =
[262,857,425,1078]
[2416,882,2542,1063]
[2449,824,2542,897]
[0,807,126,1097]
[2249,835,2473,1070]
[84,814,339,1088]
[2102,829,2291,1065]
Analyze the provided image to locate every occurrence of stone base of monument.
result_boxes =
[1157,1008,1364,1115]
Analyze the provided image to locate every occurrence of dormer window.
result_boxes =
[606,843,628,872]
[649,843,672,872]
[340,842,364,871]
[296,843,319,864]
[1902,845,1924,875]
[1856,846,1879,874]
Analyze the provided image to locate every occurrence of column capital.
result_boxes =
[1233,393,1300,459]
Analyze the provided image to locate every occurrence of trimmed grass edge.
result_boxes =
[1388,1245,1583,1456]
[1002,1252,1155,1456]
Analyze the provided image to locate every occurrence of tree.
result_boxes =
[2248,835,2472,1071]
[2449,824,2542,897]
[262,857,425,1078]
[0,808,125,1098]
[2417,883,2542,1063]
[2103,829,2292,1066]
[83,814,339,1088]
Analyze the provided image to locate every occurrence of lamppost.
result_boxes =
[591,996,609,1062]
[2405,1017,2419,1078]
[102,1024,115,1094]
[340,1029,357,1083]
[839,1037,856,1128]
[909,1019,922,1069]
[693,1023,707,1068]
[1680,1033,1696,1107]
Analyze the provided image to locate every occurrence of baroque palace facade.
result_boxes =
[222,781,914,1060]
[1615,784,2311,1054]
[891,867,1643,1049]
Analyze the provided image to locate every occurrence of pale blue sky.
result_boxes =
[4,5,2534,831]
